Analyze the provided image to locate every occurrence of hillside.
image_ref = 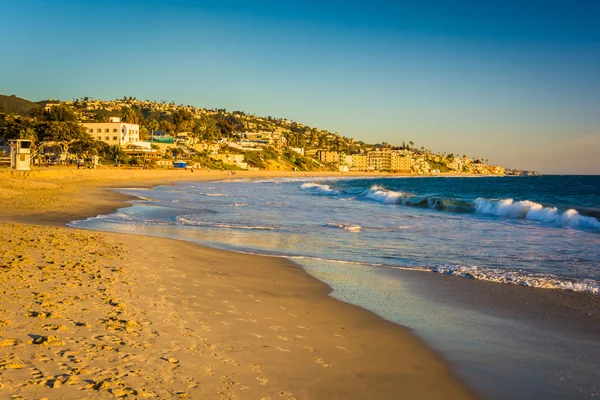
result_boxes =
[0,94,42,115]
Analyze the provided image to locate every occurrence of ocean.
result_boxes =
[69,175,600,399]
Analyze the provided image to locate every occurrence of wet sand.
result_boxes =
[0,168,477,399]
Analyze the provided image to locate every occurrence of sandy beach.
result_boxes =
[0,168,477,399]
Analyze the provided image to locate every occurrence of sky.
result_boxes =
[1,0,599,174]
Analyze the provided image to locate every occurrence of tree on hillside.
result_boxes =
[44,104,77,122]
[121,107,142,124]
[159,120,175,134]
[173,109,194,133]
[146,119,159,142]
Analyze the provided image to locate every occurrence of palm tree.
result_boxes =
[147,119,159,143]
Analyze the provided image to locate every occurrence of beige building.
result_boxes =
[82,117,140,147]
[367,150,390,171]
[211,153,248,169]
[349,154,368,171]
[316,150,340,165]
[365,150,411,172]
[390,152,411,172]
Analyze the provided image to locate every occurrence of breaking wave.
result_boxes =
[300,183,600,230]
[473,198,600,229]
[301,182,339,195]
[327,223,362,233]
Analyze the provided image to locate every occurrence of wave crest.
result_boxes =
[474,198,600,228]
[300,182,339,195]
[364,185,404,204]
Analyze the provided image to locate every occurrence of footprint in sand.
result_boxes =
[297,326,310,330]
[333,333,345,338]
[303,346,315,352]
[279,391,298,400]
[257,376,269,385]
[249,363,262,372]
[250,333,263,338]
[288,313,298,317]
[295,335,306,339]
[277,346,290,352]
[277,335,288,341]
[270,326,286,332]
[313,356,330,368]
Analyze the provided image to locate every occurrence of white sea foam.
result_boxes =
[473,198,600,229]
[300,182,339,195]
[364,185,404,204]
[328,223,362,233]
[230,203,248,207]
[176,217,276,231]
[292,255,600,295]
[429,264,600,294]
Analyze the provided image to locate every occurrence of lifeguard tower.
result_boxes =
[9,139,32,171]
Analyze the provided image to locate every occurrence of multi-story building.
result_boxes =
[349,154,368,171]
[82,117,140,147]
[390,152,411,172]
[316,150,340,165]
[211,153,248,169]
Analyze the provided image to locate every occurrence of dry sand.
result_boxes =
[0,167,478,399]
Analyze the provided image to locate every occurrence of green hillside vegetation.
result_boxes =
[0,94,42,115]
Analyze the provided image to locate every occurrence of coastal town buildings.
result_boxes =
[82,117,140,147]
[349,154,368,171]
[210,153,248,169]
[316,150,340,165]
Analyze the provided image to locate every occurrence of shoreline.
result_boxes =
[0,168,479,399]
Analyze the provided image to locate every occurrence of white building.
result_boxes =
[82,117,140,147]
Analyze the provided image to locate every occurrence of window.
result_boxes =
[105,136,109,141]
[113,136,118,141]
[105,128,110,133]
[113,128,117,133]
[97,128,101,133]
[97,136,101,140]
[89,128,93,133]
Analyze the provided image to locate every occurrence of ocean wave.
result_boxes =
[364,185,404,204]
[291,255,600,295]
[428,264,599,294]
[327,223,362,233]
[176,217,276,231]
[300,182,339,195]
[473,198,600,229]
[306,183,600,231]
[230,203,248,207]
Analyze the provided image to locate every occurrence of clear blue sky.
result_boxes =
[1,0,599,173]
